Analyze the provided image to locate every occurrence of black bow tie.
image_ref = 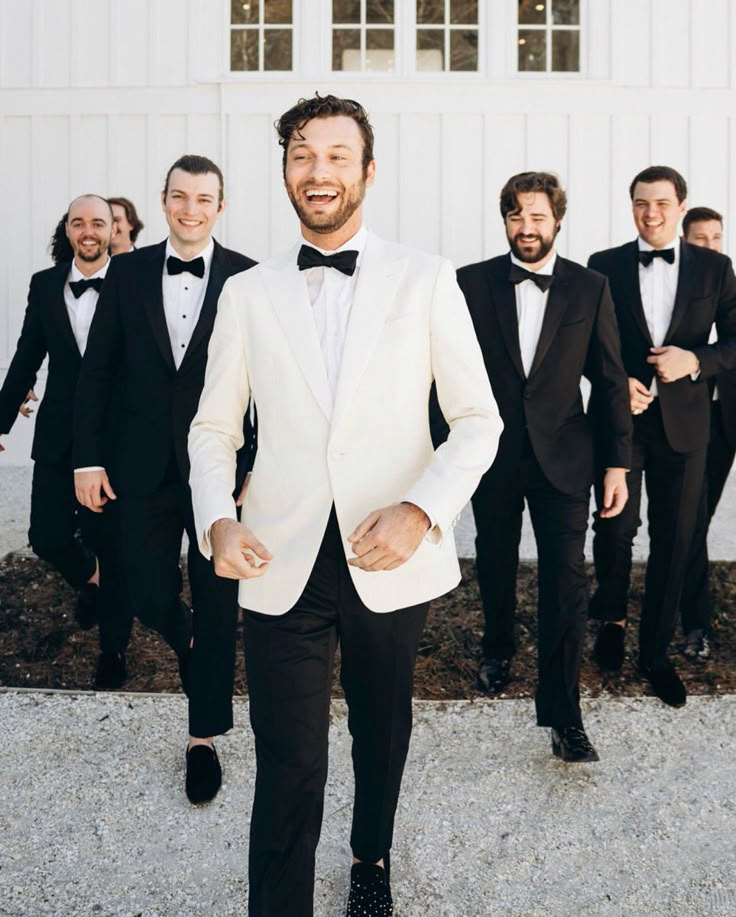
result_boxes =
[69,277,104,299]
[509,263,554,293]
[297,245,359,276]
[638,248,675,267]
[167,255,205,278]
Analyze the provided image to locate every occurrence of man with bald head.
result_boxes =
[0,195,117,652]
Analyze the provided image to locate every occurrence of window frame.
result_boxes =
[413,0,483,76]
[226,0,299,77]
[330,0,399,75]
[514,0,586,78]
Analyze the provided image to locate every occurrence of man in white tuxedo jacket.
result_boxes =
[189,94,502,917]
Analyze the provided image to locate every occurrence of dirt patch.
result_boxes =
[1,554,735,698]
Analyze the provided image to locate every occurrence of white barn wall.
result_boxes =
[2,0,736,455]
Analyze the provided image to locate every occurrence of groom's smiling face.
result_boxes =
[284,115,375,244]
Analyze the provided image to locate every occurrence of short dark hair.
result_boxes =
[163,155,224,205]
[629,166,688,204]
[683,206,723,237]
[499,172,567,223]
[49,212,74,264]
[107,196,145,243]
[275,93,375,175]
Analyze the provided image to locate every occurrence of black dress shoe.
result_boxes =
[551,726,599,763]
[94,652,127,690]
[186,744,222,805]
[75,583,99,631]
[640,664,687,707]
[346,862,393,917]
[592,622,625,672]
[477,656,511,693]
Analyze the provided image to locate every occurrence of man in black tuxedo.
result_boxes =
[458,172,631,762]
[680,207,735,660]
[588,167,736,707]
[74,155,256,804]
[0,195,119,643]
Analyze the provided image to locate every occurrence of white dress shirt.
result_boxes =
[162,238,214,370]
[637,236,680,396]
[301,225,367,400]
[509,250,557,377]
[64,258,110,356]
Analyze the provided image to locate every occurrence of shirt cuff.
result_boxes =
[74,466,105,472]
[402,500,439,544]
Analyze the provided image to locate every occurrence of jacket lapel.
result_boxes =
[488,256,525,381]
[142,241,175,371]
[262,245,333,421]
[621,241,653,345]
[50,261,82,357]
[527,257,571,378]
[664,241,697,343]
[179,240,226,370]
[331,233,408,429]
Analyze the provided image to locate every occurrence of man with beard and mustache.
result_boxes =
[0,196,118,639]
[456,171,631,762]
[188,94,502,916]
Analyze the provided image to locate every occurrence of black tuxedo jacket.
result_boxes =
[0,261,83,465]
[457,254,632,494]
[73,240,256,496]
[588,240,736,453]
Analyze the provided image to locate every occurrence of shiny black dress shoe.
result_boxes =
[592,622,625,672]
[75,583,99,630]
[186,743,222,805]
[346,862,393,917]
[639,664,687,708]
[94,651,127,690]
[551,726,600,763]
[477,656,511,693]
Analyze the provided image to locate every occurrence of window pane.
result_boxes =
[450,29,478,70]
[264,0,292,24]
[264,29,292,69]
[333,28,361,70]
[231,0,260,26]
[333,0,360,24]
[451,0,478,25]
[417,28,444,70]
[231,28,259,70]
[365,29,394,70]
[518,29,546,70]
[417,0,444,25]
[552,29,579,70]
[367,0,394,24]
[518,0,546,26]
[552,0,579,25]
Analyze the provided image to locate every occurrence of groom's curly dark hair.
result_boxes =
[275,93,374,176]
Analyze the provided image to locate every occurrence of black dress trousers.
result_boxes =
[242,508,428,917]
[472,437,590,728]
[590,401,706,670]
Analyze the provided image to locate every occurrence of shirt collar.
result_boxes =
[165,237,215,273]
[69,257,111,283]
[301,225,368,269]
[509,249,557,276]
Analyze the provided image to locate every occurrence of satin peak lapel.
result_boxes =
[143,244,175,371]
[664,243,697,343]
[180,242,225,369]
[262,246,333,421]
[50,263,82,357]
[332,235,407,429]
[622,242,653,345]
[527,264,570,378]
[488,260,525,380]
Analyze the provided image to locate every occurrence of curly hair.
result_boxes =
[499,172,567,223]
[48,212,74,264]
[275,93,374,175]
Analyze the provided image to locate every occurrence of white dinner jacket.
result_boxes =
[189,231,502,614]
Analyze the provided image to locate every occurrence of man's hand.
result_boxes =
[210,517,272,579]
[599,468,628,519]
[348,502,431,572]
[646,346,699,384]
[19,389,38,418]
[235,472,252,508]
[74,469,117,513]
[629,377,654,415]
